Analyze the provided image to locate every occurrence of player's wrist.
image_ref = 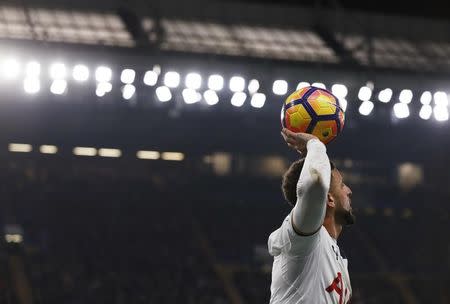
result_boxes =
[306,138,326,151]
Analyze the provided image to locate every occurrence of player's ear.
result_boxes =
[327,193,335,208]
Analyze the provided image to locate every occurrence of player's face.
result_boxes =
[330,169,355,225]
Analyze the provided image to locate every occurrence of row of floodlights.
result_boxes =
[0,59,448,120]
[357,86,449,121]
[7,143,184,161]
[0,59,318,107]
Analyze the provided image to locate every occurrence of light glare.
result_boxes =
[204,90,219,105]
[25,61,40,77]
[229,76,245,92]
[419,105,432,120]
[359,100,374,116]
[120,69,136,84]
[248,79,260,94]
[143,71,158,86]
[95,66,112,82]
[273,80,288,95]
[420,91,432,105]
[434,105,449,121]
[182,88,201,104]
[73,64,89,82]
[50,63,66,79]
[399,89,413,104]
[24,77,40,94]
[122,84,136,100]
[50,79,67,95]
[358,86,372,101]
[378,88,393,103]
[251,93,266,108]
[231,92,247,107]
[331,84,348,98]
[393,103,410,118]
[137,150,160,160]
[185,73,202,90]
[156,86,172,102]
[164,71,180,88]
[208,74,224,91]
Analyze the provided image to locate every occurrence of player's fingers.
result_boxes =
[280,131,288,141]
[286,143,296,150]
[285,137,297,145]
[282,128,297,139]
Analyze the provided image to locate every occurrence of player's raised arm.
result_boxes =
[281,128,331,236]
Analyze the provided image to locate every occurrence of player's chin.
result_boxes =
[342,208,356,225]
[345,210,356,225]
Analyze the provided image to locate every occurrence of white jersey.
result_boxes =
[268,211,352,304]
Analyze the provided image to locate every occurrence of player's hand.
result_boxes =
[280,128,318,155]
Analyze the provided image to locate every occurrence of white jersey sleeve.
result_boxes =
[292,138,331,235]
[268,209,322,258]
[268,138,331,257]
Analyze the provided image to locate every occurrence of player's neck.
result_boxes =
[323,215,342,240]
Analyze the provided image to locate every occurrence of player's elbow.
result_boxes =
[297,170,329,200]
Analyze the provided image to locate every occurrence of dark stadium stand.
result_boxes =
[0,157,448,304]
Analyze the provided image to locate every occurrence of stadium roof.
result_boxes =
[1,1,450,75]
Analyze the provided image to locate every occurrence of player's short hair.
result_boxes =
[281,158,336,207]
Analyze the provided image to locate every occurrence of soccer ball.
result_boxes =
[281,86,345,145]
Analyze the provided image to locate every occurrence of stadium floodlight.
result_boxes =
[95,66,112,82]
[358,86,372,101]
[420,91,432,105]
[143,71,158,86]
[163,71,180,88]
[122,84,136,100]
[185,73,202,90]
[248,79,260,94]
[331,84,348,98]
[1,58,20,79]
[273,80,288,95]
[419,105,432,120]
[120,69,136,84]
[378,88,393,103]
[208,74,224,91]
[182,88,201,104]
[96,82,112,97]
[73,147,97,156]
[161,152,184,161]
[98,148,122,158]
[358,100,374,116]
[96,88,106,97]
[137,150,160,160]
[399,89,413,104]
[229,76,245,92]
[433,91,448,106]
[296,82,310,90]
[311,82,326,89]
[251,93,266,108]
[433,105,449,121]
[73,64,89,82]
[231,92,247,107]
[204,90,219,105]
[39,145,58,154]
[156,86,172,102]
[50,79,67,95]
[9,143,32,153]
[339,98,348,112]
[25,61,40,77]
[393,103,410,118]
[50,63,66,79]
[24,77,40,94]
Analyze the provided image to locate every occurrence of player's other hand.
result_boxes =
[280,128,318,155]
